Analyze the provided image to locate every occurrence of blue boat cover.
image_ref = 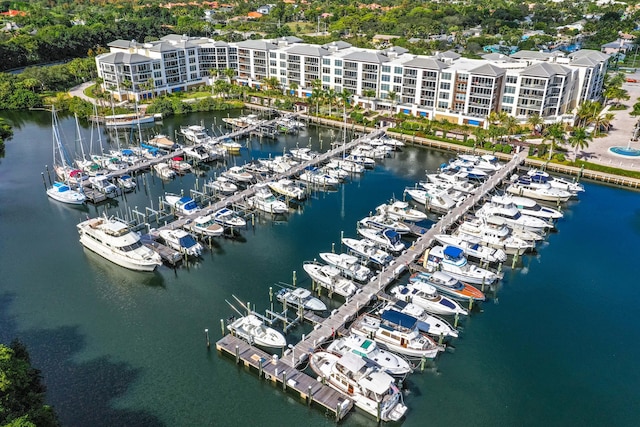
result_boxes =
[121,149,134,156]
[381,309,417,329]
[383,229,401,244]
[443,246,464,258]
[178,196,192,204]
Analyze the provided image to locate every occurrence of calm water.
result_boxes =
[1,110,639,427]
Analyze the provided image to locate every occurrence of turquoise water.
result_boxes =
[1,110,639,426]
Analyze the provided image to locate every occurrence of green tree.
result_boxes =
[542,121,566,161]
[527,113,543,135]
[568,127,592,159]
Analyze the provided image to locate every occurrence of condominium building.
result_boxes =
[96,34,609,126]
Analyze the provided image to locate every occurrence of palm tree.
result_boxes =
[288,82,298,98]
[209,68,219,94]
[502,115,520,139]
[527,113,543,135]
[542,121,566,161]
[223,68,235,84]
[575,100,600,127]
[387,90,397,113]
[592,112,615,136]
[568,127,592,159]
[325,88,337,117]
[311,87,324,117]
[338,89,352,144]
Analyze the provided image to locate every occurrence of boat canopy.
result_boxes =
[443,246,464,259]
[121,149,134,156]
[380,309,418,329]
[383,229,401,244]
[336,352,367,373]
[178,234,198,248]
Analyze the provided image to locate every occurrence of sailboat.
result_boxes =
[51,107,87,185]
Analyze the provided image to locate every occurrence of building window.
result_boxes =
[381,84,390,91]
[440,82,450,90]
[441,72,451,80]
[323,58,330,65]
[382,74,390,82]
[393,76,402,84]
[504,85,516,94]
[322,75,330,82]
[438,101,449,108]
[394,67,402,74]
[335,68,342,76]
[502,96,514,104]
[335,60,342,67]
[382,65,391,73]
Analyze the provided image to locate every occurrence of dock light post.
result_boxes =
[288,344,295,365]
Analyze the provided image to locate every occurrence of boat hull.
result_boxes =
[79,235,159,272]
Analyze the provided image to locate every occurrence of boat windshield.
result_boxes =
[120,240,143,252]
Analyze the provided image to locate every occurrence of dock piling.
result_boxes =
[205,329,210,348]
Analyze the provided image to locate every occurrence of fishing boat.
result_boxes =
[289,147,319,162]
[356,227,406,253]
[213,207,246,228]
[205,176,238,195]
[227,314,286,348]
[47,181,86,205]
[158,228,203,257]
[526,169,585,194]
[89,175,119,198]
[455,219,536,254]
[153,162,176,180]
[433,233,507,264]
[275,287,326,311]
[475,202,553,232]
[390,281,468,316]
[403,187,460,214]
[165,193,200,216]
[375,201,428,223]
[309,351,407,422]
[77,216,162,272]
[410,271,486,301]
[115,174,136,192]
[318,252,372,283]
[379,300,458,338]
[268,179,306,200]
[358,214,411,235]
[422,246,500,285]
[326,335,412,376]
[302,261,358,298]
[506,175,573,202]
[168,156,192,175]
[350,310,443,359]
[490,194,563,221]
[221,165,254,183]
[247,184,288,214]
[341,238,393,267]
[184,214,224,238]
[180,124,211,144]
[298,167,340,188]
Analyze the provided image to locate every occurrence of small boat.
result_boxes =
[433,233,507,264]
[247,184,288,214]
[410,271,486,301]
[379,300,458,338]
[343,154,375,169]
[153,162,176,179]
[358,214,411,234]
[341,238,393,267]
[227,314,286,348]
[165,193,200,216]
[326,335,412,376]
[335,159,365,174]
[319,252,372,283]
[89,175,119,198]
[220,138,242,153]
[183,145,210,162]
[309,351,407,422]
[205,176,238,195]
[289,147,319,161]
[158,228,203,257]
[298,167,340,187]
[490,194,563,221]
[350,311,443,359]
[168,156,192,175]
[506,175,573,202]
[475,202,553,232]
[184,214,224,238]
[268,179,306,200]
[77,216,162,271]
[47,181,86,205]
[221,165,254,183]
[390,281,468,316]
[115,174,136,192]
[302,261,358,298]
[213,207,246,228]
[103,112,156,128]
[375,200,428,223]
[422,245,500,285]
[404,187,461,213]
[276,287,326,311]
[147,134,179,151]
[356,227,406,253]
[526,169,585,194]
[455,219,535,255]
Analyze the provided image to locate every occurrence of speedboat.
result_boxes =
[327,335,412,376]
[158,228,203,257]
[168,156,192,174]
[350,311,443,359]
[341,238,393,267]
[318,252,371,282]
[77,216,162,272]
[247,184,288,214]
[153,162,176,180]
[359,214,411,235]
[89,175,119,197]
[426,170,477,194]
[390,281,468,316]
[289,147,319,161]
[335,159,365,174]
[227,314,286,348]
[403,187,460,214]
[184,214,224,238]
[490,194,563,221]
[526,169,585,194]
[356,227,406,253]
[213,207,246,228]
[298,167,340,188]
[375,201,428,223]
[433,233,507,264]
[47,181,86,205]
[455,219,536,255]
[475,202,553,232]
[205,176,238,195]
[165,193,200,216]
[275,287,326,311]
[506,175,573,202]
[410,271,486,301]
[343,154,375,169]
[422,245,500,285]
[380,300,458,338]
[183,145,210,162]
[221,165,254,183]
[220,138,242,154]
[302,261,358,298]
[115,174,136,192]
[268,179,306,200]
[309,351,407,422]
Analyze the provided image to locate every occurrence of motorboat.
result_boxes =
[356,227,406,253]
[298,167,340,188]
[184,214,224,238]
[526,169,585,194]
[220,138,242,154]
[444,163,489,181]
[168,156,192,174]
[433,233,507,264]
[309,351,407,422]
[475,202,553,232]
[213,207,246,228]
[422,245,500,285]
[506,175,573,202]
[289,147,319,162]
[115,174,136,192]
[343,154,375,169]
[302,261,358,298]
[89,175,119,198]
[221,165,254,183]
[379,300,458,338]
[158,228,203,257]
[153,162,176,180]
[390,281,468,316]
[183,145,210,162]
[243,160,271,177]
[426,170,478,194]
[410,271,486,302]
[358,214,411,235]
[258,155,298,174]
[455,154,502,172]
[403,187,460,214]
[490,194,563,221]
[350,143,390,159]
[268,179,306,200]
[275,287,326,311]
[341,238,393,267]
[335,159,365,174]
[320,161,350,181]
[326,335,412,376]
[165,193,200,216]
[227,314,286,348]
[375,201,428,223]
[205,176,238,195]
[147,134,179,151]
[47,181,86,205]
[350,310,443,359]
[247,184,288,214]
[319,252,371,282]
[368,135,404,149]
[180,124,211,144]
[455,219,536,254]
[77,216,162,272]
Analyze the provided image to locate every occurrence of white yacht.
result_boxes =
[309,351,407,422]
[319,252,372,282]
[455,219,536,255]
[77,216,162,272]
[327,335,412,376]
[506,175,573,202]
[356,227,406,253]
[341,238,393,267]
[184,214,224,238]
[247,184,288,214]
[475,202,553,232]
[426,170,477,194]
[213,207,246,228]
[183,145,210,162]
[390,281,468,316]
[422,245,500,285]
[227,314,286,348]
[526,169,585,194]
[89,175,119,197]
[490,194,563,221]
[165,193,200,216]
[302,261,358,298]
[205,176,238,195]
[47,181,86,205]
[433,233,507,264]
[275,287,326,311]
[158,228,203,257]
[380,301,459,338]
[358,214,411,235]
[320,160,350,181]
[289,147,319,161]
[221,165,254,183]
[298,168,340,188]
[268,179,306,200]
[404,187,460,214]
[456,154,502,172]
[153,162,176,180]
[410,271,486,302]
[335,159,365,174]
[115,174,136,192]
[375,200,428,223]
[180,124,211,144]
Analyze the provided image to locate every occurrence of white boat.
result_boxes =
[153,162,176,179]
[298,168,340,188]
[165,193,200,216]
[390,281,468,316]
[368,135,404,149]
[227,314,286,348]
[404,187,460,213]
[268,179,306,200]
[444,163,488,180]
[491,194,563,221]
[351,143,390,159]
[341,238,393,267]
[343,154,375,169]
[326,335,412,376]
[158,228,203,257]
[375,201,428,223]
[433,233,507,264]
[320,160,350,181]
[115,174,136,192]
[221,165,254,183]
[180,124,211,144]
[205,176,238,195]
[456,154,502,172]
[309,351,407,422]
[289,147,319,162]
[213,207,246,228]
[103,112,156,128]
[183,145,210,162]
[380,300,458,338]
[168,156,192,174]
[319,252,372,282]
[47,181,86,205]
[77,216,162,272]
[356,227,406,253]
[506,175,573,202]
[220,138,242,153]
[455,219,536,254]
[426,170,478,194]
[335,159,365,174]
[247,184,288,214]
[350,311,443,359]
[302,261,358,298]
[258,155,298,174]
[358,214,411,234]
[184,214,224,238]
[422,245,500,285]
[147,134,178,151]
[410,271,486,302]
[89,175,119,198]
[276,287,326,311]
[475,202,553,232]
[526,169,585,194]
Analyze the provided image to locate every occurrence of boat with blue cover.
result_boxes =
[165,193,200,216]
[410,270,486,301]
[390,280,468,316]
[422,245,500,285]
[356,227,406,253]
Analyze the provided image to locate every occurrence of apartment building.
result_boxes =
[96,34,609,126]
